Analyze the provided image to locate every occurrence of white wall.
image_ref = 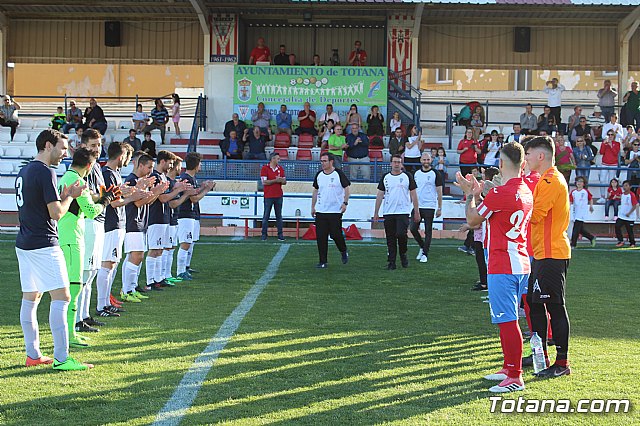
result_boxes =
[205,64,235,134]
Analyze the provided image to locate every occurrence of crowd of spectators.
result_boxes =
[248,37,368,67]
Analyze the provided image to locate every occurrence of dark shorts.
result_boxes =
[528,258,569,305]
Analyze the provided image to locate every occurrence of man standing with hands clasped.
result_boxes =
[260,152,287,241]
[311,153,351,269]
[374,155,421,270]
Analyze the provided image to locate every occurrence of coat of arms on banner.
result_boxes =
[237,78,252,102]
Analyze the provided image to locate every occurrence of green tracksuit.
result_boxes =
[58,169,104,342]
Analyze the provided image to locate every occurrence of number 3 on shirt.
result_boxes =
[506,210,524,240]
[15,176,24,207]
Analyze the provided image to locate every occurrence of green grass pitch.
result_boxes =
[0,237,638,425]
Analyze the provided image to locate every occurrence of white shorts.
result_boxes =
[16,246,69,293]
[165,225,178,248]
[147,224,169,250]
[124,232,147,254]
[193,220,201,242]
[178,218,196,244]
[83,219,105,271]
[103,229,126,263]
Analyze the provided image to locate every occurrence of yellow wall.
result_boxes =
[421,69,640,91]
[13,64,204,98]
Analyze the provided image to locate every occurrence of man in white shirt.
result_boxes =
[543,78,565,126]
[319,104,340,128]
[374,155,421,270]
[311,152,351,268]
[410,152,444,263]
[602,113,624,142]
[587,106,606,140]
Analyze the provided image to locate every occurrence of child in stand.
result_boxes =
[605,178,622,221]
[51,106,66,131]
[470,112,484,140]
[171,93,181,137]
[68,126,83,155]
[132,103,149,133]
[434,147,450,177]
[569,176,596,248]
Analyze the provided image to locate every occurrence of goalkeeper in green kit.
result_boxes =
[57,147,121,348]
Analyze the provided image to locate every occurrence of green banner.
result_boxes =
[233,65,387,126]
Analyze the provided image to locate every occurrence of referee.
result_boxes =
[524,136,572,378]
[374,155,420,269]
[311,152,350,268]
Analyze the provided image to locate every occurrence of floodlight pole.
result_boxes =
[0,12,7,95]
[618,5,640,100]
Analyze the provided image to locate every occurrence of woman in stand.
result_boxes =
[404,124,423,174]
[171,93,181,136]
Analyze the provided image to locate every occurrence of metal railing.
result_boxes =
[388,70,421,127]
[188,94,206,153]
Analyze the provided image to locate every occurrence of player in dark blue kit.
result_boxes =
[15,129,93,371]
[145,150,190,289]
[176,152,215,280]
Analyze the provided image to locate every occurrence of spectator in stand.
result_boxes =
[319,104,340,128]
[587,106,605,141]
[605,178,622,220]
[62,100,83,134]
[251,102,272,136]
[403,124,422,174]
[543,77,565,125]
[141,131,157,158]
[324,123,346,168]
[366,105,384,136]
[143,98,169,144]
[224,113,247,139]
[566,106,584,141]
[123,129,142,152]
[83,97,108,135]
[288,54,299,66]
[623,139,640,186]
[622,125,639,151]
[389,127,407,157]
[570,117,595,147]
[68,126,84,154]
[470,111,484,140]
[482,130,502,167]
[275,104,292,136]
[220,129,244,159]
[569,176,596,248]
[573,136,594,183]
[243,126,268,160]
[597,79,617,122]
[345,124,370,180]
[295,102,317,136]
[348,40,367,66]
[171,93,181,137]
[311,54,322,66]
[603,113,624,142]
[273,44,289,65]
[520,103,537,135]
[615,180,637,247]
[345,104,362,130]
[457,128,481,176]
[260,152,287,241]
[555,135,575,184]
[318,119,335,148]
[51,107,66,131]
[537,106,556,136]
[249,37,271,64]
[507,123,523,143]
[132,103,149,134]
[598,130,622,202]
[622,81,640,129]
[389,111,402,134]
[434,147,450,177]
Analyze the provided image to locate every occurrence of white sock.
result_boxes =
[50,299,69,362]
[186,243,194,268]
[96,267,111,311]
[75,284,86,324]
[166,249,175,279]
[177,248,189,274]
[123,261,139,294]
[20,299,41,359]
[145,256,157,285]
[107,264,118,299]
[161,250,169,279]
[82,280,92,319]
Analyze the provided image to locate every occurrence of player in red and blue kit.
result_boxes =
[456,142,533,393]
